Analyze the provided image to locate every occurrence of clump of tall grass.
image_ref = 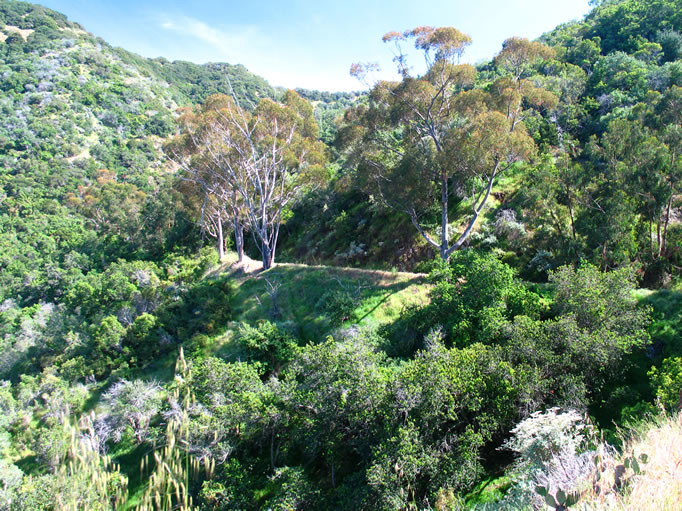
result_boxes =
[45,348,214,511]
[53,412,129,510]
[577,412,682,510]
[136,415,215,511]
[136,347,215,511]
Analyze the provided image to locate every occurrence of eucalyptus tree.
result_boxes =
[344,28,557,259]
[170,91,327,269]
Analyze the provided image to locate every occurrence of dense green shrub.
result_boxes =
[649,357,682,410]
[234,320,299,375]
[392,251,542,351]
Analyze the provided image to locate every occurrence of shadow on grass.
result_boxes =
[231,264,427,342]
[110,434,155,509]
[15,454,39,475]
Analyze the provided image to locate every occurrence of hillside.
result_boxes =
[280,0,682,277]
[1,0,682,509]
[217,253,429,341]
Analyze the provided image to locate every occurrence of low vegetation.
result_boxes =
[1,0,681,509]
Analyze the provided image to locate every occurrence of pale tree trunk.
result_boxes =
[262,242,273,270]
[408,163,500,261]
[440,171,449,260]
[656,213,662,260]
[661,190,673,258]
[445,161,501,258]
[233,216,244,263]
[217,215,224,260]
[650,218,655,260]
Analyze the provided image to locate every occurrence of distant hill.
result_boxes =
[0,0,360,305]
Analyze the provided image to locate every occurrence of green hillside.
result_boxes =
[0,0,682,509]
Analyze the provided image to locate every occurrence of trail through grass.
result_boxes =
[212,255,430,346]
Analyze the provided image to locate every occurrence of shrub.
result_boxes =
[403,251,541,347]
[100,379,163,444]
[648,357,682,411]
[234,320,298,375]
[494,408,598,510]
[321,289,356,325]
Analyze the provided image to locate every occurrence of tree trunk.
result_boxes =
[217,215,224,261]
[661,191,673,258]
[656,216,662,260]
[234,217,244,263]
[262,242,272,270]
[650,218,655,260]
[445,163,500,259]
[440,171,449,260]
[270,432,279,471]
[565,183,577,241]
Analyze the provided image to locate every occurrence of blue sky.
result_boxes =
[39,0,592,92]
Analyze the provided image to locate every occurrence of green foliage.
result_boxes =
[92,315,126,354]
[657,28,682,62]
[261,466,320,510]
[321,289,356,325]
[395,251,541,350]
[1,0,682,509]
[585,0,682,55]
[648,357,682,410]
[550,264,648,342]
[234,320,299,375]
[517,265,649,405]
[158,276,233,338]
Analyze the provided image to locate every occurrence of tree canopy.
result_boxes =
[343,28,557,259]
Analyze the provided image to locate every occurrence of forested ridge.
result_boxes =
[0,0,681,509]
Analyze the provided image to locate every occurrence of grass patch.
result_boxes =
[579,412,682,511]
[228,261,429,342]
[109,431,153,509]
[464,474,513,506]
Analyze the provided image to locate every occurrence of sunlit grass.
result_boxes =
[577,412,682,511]
[223,258,429,342]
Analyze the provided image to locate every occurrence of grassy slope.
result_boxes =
[100,259,682,508]
[209,253,430,348]
[613,413,682,511]
[97,254,430,506]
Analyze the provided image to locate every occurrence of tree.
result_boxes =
[519,152,583,262]
[176,171,237,261]
[652,85,682,260]
[170,96,248,262]
[169,92,327,269]
[101,379,163,444]
[548,264,651,394]
[65,169,147,245]
[597,119,669,261]
[586,86,682,264]
[345,28,556,260]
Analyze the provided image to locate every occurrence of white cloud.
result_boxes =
[157,14,371,92]
[159,15,261,61]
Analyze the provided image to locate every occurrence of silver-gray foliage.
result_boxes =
[101,379,163,443]
[478,407,610,511]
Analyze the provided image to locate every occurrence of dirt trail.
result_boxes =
[212,253,427,286]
